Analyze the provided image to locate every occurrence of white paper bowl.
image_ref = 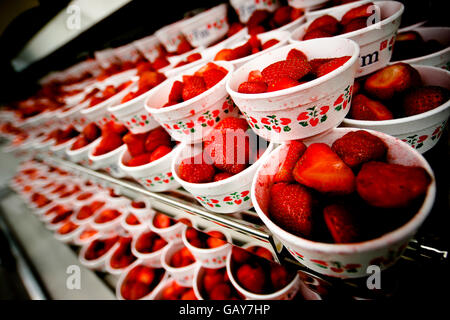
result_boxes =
[115,259,169,300]
[131,229,168,267]
[230,0,281,24]
[145,61,238,144]
[88,140,127,178]
[182,227,232,269]
[172,141,275,214]
[342,65,450,153]
[226,250,301,300]
[179,4,230,48]
[391,27,450,69]
[226,39,359,142]
[160,241,199,287]
[155,19,187,53]
[291,1,404,77]
[251,127,436,278]
[118,144,181,192]
[66,137,101,166]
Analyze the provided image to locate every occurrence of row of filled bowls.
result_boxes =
[5,1,449,144]
[10,160,314,300]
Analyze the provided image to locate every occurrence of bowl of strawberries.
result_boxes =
[213,31,290,68]
[161,241,198,287]
[153,278,198,300]
[79,232,121,270]
[118,127,181,192]
[116,260,168,300]
[145,61,237,143]
[171,117,274,214]
[342,63,450,153]
[193,265,243,300]
[105,235,138,275]
[227,39,359,142]
[226,246,301,300]
[131,229,168,267]
[291,1,404,77]
[107,66,167,134]
[182,227,232,269]
[80,70,138,128]
[149,213,187,242]
[251,127,435,278]
[390,27,450,69]
[88,121,128,177]
[66,122,102,165]
[178,4,230,48]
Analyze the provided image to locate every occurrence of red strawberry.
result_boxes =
[306,14,340,34]
[82,123,101,142]
[342,17,368,34]
[70,136,89,150]
[163,101,178,108]
[363,63,422,100]
[238,81,267,94]
[229,41,253,60]
[227,22,244,37]
[213,172,233,181]
[340,3,374,25]
[270,264,290,290]
[303,29,332,40]
[138,71,166,90]
[248,25,266,35]
[402,86,449,116]
[123,132,148,157]
[248,34,262,50]
[178,153,216,183]
[396,30,423,42]
[177,38,193,55]
[149,145,172,162]
[350,94,394,121]
[236,263,266,294]
[187,52,202,63]
[94,133,123,156]
[309,58,332,75]
[269,182,313,237]
[286,48,308,62]
[323,204,360,243]
[181,288,197,300]
[214,117,249,132]
[214,49,233,61]
[168,81,184,103]
[103,121,128,136]
[152,56,170,70]
[153,213,173,228]
[247,10,271,28]
[261,58,312,86]
[203,269,225,294]
[356,162,431,208]
[231,247,252,264]
[202,68,227,89]
[126,153,152,167]
[273,6,292,27]
[291,7,304,21]
[274,140,307,183]
[293,143,355,195]
[182,75,207,101]
[144,127,171,153]
[331,130,387,168]
[315,56,351,77]
[267,77,300,92]
[209,283,231,300]
[261,39,279,50]
[248,70,263,82]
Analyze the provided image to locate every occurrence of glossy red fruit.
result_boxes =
[323,204,360,243]
[356,162,431,208]
[306,14,340,34]
[331,130,387,168]
[293,143,355,195]
[236,263,266,294]
[150,145,172,162]
[144,127,171,153]
[178,153,216,183]
[315,56,351,77]
[350,94,394,121]
[269,182,313,237]
[273,140,307,183]
[238,81,268,94]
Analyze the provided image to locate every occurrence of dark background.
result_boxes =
[0,0,448,104]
